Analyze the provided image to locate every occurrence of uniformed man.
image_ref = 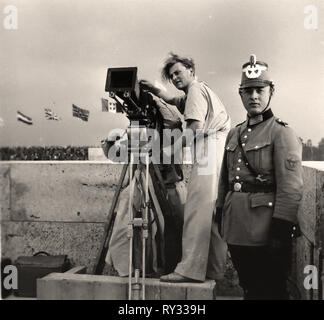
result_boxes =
[216,54,303,299]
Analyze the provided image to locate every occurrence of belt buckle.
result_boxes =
[234,182,242,192]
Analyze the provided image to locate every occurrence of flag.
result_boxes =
[45,108,61,121]
[101,98,109,112]
[101,98,119,113]
[72,104,89,122]
[17,111,33,125]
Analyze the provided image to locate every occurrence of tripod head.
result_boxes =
[126,122,153,156]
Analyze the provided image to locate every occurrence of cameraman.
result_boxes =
[141,53,231,282]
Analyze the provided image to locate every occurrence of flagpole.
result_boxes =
[41,105,45,148]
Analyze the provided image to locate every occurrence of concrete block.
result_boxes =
[296,236,313,300]
[1,221,64,262]
[37,273,126,300]
[9,162,123,222]
[63,222,105,272]
[298,166,316,244]
[312,249,320,300]
[315,170,324,250]
[0,164,10,221]
[186,281,215,300]
[60,277,95,300]
[37,273,61,300]
[159,282,187,300]
[37,273,216,300]
[145,279,161,300]
[93,276,127,300]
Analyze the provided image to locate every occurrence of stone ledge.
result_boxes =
[37,268,216,300]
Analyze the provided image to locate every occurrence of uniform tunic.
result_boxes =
[217,109,303,246]
[172,80,231,281]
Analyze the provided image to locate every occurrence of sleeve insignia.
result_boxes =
[285,156,300,171]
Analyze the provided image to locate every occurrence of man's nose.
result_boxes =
[251,89,259,99]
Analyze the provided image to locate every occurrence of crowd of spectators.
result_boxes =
[0,146,89,160]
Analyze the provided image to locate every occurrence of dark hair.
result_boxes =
[161,52,195,81]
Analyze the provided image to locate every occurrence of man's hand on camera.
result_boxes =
[147,92,162,104]
[139,80,161,96]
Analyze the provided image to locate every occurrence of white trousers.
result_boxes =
[175,131,228,281]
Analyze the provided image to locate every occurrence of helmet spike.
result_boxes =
[250,54,256,66]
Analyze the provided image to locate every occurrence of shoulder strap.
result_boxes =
[276,118,288,126]
[237,126,261,179]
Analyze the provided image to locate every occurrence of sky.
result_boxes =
[0,0,323,147]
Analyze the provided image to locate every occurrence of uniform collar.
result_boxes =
[247,108,274,126]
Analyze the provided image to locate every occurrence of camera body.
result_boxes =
[105,67,159,128]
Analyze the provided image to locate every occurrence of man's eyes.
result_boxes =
[244,89,264,94]
[172,71,181,76]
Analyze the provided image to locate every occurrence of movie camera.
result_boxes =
[105,67,160,128]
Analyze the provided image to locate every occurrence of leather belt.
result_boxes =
[230,182,275,193]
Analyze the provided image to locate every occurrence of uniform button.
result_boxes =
[243,135,247,139]
[237,167,240,171]
[248,128,252,132]
[268,202,273,207]
[293,226,296,230]
[254,146,258,149]
[242,143,246,147]
[236,176,240,180]
[226,146,230,150]
[238,159,242,163]
[246,163,249,166]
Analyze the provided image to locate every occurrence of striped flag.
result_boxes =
[101,98,109,112]
[102,97,123,113]
[45,108,61,120]
[101,98,120,113]
[17,111,33,125]
[72,104,89,122]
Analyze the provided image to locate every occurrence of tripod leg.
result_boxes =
[141,153,150,300]
[128,153,136,300]
[92,163,128,275]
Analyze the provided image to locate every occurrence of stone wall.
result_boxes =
[0,162,122,271]
[292,163,324,299]
[1,161,323,298]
